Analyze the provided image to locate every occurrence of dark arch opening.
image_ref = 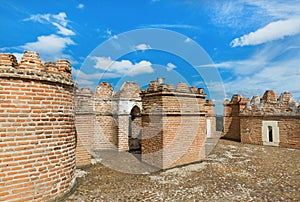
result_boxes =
[268,126,273,142]
[129,106,141,155]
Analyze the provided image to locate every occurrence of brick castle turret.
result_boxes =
[0,51,76,201]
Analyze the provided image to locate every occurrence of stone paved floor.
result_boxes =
[63,139,300,201]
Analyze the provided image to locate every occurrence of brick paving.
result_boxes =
[64,139,300,201]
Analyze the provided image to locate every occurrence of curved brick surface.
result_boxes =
[0,51,76,201]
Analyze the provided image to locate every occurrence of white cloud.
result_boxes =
[73,68,120,80]
[135,43,151,51]
[2,12,77,62]
[208,43,300,102]
[146,24,199,30]
[231,18,300,47]
[52,22,75,36]
[244,0,300,19]
[91,56,154,76]
[52,12,68,27]
[72,68,121,89]
[101,28,118,39]
[20,34,75,61]
[24,13,50,23]
[77,3,84,9]
[24,12,74,36]
[166,63,176,71]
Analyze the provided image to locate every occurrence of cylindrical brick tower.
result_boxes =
[0,51,76,201]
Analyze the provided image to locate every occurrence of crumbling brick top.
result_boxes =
[224,94,250,105]
[0,51,74,86]
[240,90,300,116]
[95,82,114,98]
[142,78,207,98]
[113,82,142,99]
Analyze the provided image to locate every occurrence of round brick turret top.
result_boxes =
[230,94,243,103]
[0,53,18,67]
[0,50,74,85]
[262,90,277,103]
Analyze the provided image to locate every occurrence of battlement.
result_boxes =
[241,90,299,116]
[0,51,76,201]
[0,51,73,85]
[144,78,207,99]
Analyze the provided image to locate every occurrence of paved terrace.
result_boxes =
[63,139,300,201]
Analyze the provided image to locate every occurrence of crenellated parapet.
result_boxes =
[223,90,300,149]
[143,78,207,100]
[0,51,76,201]
[241,90,299,116]
[0,51,73,85]
[141,78,214,169]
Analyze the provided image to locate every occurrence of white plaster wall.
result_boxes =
[206,119,211,138]
[117,99,142,114]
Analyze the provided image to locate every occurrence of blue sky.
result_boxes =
[1,0,300,114]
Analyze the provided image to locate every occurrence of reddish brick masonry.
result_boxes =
[223,90,300,149]
[141,80,214,169]
[0,51,76,201]
[75,79,217,169]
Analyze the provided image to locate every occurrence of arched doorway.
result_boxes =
[128,106,141,154]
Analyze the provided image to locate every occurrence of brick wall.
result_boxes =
[0,51,76,201]
[225,90,300,149]
[74,88,93,166]
[141,80,209,169]
[75,113,93,166]
[74,81,143,162]
[223,94,249,141]
[240,116,300,149]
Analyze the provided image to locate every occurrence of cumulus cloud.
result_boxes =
[72,68,120,87]
[166,63,176,71]
[19,34,75,61]
[135,43,151,51]
[92,56,154,76]
[231,18,300,47]
[73,68,120,80]
[24,12,75,36]
[2,12,77,62]
[21,34,75,54]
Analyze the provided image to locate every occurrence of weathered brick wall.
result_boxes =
[223,94,249,141]
[240,116,263,145]
[225,90,300,149]
[0,51,76,201]
[74,81,143,160]
[74,88,93,166]
[94,82,118,150]
[94,116,118,150]
[239,90,300,149]
[163,115,206,168]
[240,116,300,149]
[141,80,209,169]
